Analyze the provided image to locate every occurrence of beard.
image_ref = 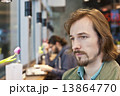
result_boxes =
[74,50,100,67]
[53,46,59,54]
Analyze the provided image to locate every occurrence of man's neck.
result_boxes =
[84,56,103,80]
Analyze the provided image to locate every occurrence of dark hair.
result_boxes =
[48,35,67,46]
[64,8,119,62]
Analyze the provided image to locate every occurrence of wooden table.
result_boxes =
[24,61,47,80]
[25,75,46,80]
[25,54,57,80]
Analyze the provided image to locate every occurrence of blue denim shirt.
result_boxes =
[77,63,104,80]
[45,45,77,79]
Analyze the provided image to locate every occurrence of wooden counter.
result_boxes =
[25,75,46,80]
[25,54,57,80]
[24,61,47,80]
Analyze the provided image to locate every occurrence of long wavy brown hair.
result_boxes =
[64,8,118,62]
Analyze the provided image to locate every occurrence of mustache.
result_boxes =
[74,50,87,55]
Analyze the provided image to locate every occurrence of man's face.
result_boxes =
[70,17,101,66]
[49,44,59,53]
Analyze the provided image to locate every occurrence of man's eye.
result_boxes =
[80,36,88,39]
[70,38,74,40]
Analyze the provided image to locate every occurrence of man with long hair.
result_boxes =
[62,8,120,80]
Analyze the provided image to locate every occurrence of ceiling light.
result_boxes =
[84,0,89,2]
[97,0,101,3]
[0,0,12,3]
[116,5,120,9]
[101,8,108,12]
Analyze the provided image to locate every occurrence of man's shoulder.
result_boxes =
[99,60,120,80]
[62,67,80,80]
[108,60,120,79]
[106,60,120,71]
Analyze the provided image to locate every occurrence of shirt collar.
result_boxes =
[77,62,104,80]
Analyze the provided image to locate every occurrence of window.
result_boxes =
[0,1,17,78]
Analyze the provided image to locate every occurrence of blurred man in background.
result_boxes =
[40,35,77,79]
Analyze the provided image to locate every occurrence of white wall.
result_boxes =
[20,0,29,65]
[10,0,18,55]
[20,0,42,65]
[33,0,42,63]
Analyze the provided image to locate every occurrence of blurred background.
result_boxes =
[0,0,120,79]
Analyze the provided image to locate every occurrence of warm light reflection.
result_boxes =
[0,0,12,3]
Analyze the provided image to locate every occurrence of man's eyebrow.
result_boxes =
[77,32,88,35]
[69,35,72,38]
[69,32,88,37]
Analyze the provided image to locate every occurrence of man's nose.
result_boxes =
[72,39,81,50]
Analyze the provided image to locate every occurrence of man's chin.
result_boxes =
[77,60,89,67]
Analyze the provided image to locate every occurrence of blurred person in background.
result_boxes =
[40,35,77,79]
[62,8,120,80]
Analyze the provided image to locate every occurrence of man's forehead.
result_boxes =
[70,17,95,36]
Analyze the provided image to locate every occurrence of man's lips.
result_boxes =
[75,53,84,56]
[74,50,87,57]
